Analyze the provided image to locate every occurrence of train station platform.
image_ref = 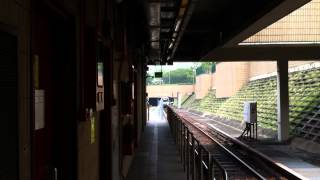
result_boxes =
[126,107,186,180]
[179,109,320,180]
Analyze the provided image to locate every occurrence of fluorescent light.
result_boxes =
[174,19,182,32]
[179,7,186,17]
[173,32,178,38]
[169,42,173,49]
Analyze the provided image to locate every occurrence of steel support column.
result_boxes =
[277,60,289,142]
[177,92,182,108]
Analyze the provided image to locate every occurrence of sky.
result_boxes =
[147,62,195,74]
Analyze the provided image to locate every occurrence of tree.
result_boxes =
[196,62,216,75]
[162,68,194,84]
[201,62,212,73]
[146,73,154,85]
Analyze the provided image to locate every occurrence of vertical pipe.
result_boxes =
[177,92,182,108]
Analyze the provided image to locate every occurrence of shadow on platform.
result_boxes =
[126,107,186,180]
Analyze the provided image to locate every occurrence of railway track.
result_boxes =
[166,107,305,180]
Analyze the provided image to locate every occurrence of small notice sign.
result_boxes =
[90,112,96,144]
[35,90,45,130]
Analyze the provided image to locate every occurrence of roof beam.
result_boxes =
[223,0,311,47]
[202,46,320,61]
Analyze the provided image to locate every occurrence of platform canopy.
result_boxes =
[146,0,315,64]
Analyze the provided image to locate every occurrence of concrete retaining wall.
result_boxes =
[147,84,194,97]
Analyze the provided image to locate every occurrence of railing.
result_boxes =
[167,107,229,180]
[167,106,306,180]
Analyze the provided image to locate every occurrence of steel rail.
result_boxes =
[167,106,305,180]
[180,115,267,180]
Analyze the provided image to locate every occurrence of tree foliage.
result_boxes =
[146,73,153,85]
[162,68,194,84]
[196,62,216,75]
[146,62,216,85]
[147,68,194,85]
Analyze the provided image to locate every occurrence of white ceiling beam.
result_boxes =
[202,46,320,61]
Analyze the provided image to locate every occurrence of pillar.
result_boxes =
[277,60,289,142]
[142,66,147,130]
[177,92,182,108]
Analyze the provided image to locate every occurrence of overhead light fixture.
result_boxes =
[172,32,178,38]
[161,2,175,8]
[181,0,189,7]
[174,19,182,32]
[148,3,160,26]
[161,28,170,33]
[151,28,160,41]
[151,41,160,49]
[179,7,186,17]
[161,12,175,19]
[169,42,173,49]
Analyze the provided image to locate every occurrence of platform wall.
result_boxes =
[211,73,216,90]
[147,61,318,100]
[249,61,317,78]
[195,74,212,99]
[147,84,194,98]
[215,62,250,98]
[0,0,148,180]
[214,61,317,98]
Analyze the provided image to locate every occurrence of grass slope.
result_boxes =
[183,68,320,134]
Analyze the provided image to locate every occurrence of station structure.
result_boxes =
[0,0,319,179]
